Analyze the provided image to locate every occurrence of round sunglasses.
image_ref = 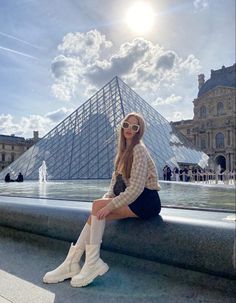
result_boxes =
[121,121,140,133]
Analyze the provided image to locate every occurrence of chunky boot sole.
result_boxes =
[70,263,109,287]
[43,270,80,284]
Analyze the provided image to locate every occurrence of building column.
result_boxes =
[228,154,231,171]
[211,130,214,149]
[226,153,230,171]
[231,153,236,170]
[196,134,200,149]
[207,132,210,149]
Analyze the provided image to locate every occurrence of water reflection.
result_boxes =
[0,180,235,211]
[39,182,47,197]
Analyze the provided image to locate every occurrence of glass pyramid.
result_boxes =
[0,77,208,180]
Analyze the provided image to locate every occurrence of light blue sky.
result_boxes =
[0,0,235,138]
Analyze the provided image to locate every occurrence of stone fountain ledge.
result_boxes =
[0,195,235,280]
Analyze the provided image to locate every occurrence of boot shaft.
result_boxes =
[84,244,101,266]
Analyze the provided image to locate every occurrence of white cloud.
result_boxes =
[58,30,112,63]
[193,0,209,10]
[51,55,81,101]
[51,30,113,100]
[163,111,185,122]
[52,30,201,101]
[179,54,201,74]
[173,111,184,120]
[0,107,74,138]
[45,107,74,122]
[0,114,52,138]
[21,115,51,134]
[0,114,19,135]
[50,30,201,121]
[152,94,182,106]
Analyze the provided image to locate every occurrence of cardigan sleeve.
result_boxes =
[106,144,148,211]
[102,171,116,198]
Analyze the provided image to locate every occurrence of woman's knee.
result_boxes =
[92,199,107,214]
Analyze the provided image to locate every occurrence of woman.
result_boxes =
[43,112,161,287]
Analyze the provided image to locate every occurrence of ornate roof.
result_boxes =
[198,64,236,97]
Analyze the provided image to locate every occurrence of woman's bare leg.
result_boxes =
[87,198,138,224]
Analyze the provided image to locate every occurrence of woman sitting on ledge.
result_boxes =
[43,112,162,287]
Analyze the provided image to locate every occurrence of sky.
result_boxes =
[0,0,235,138]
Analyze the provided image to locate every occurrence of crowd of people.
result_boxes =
[163,165,236,185]
[4,172,24,183]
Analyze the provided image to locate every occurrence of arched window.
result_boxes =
[217,102,224,115]
[200,105,206,118]
[215,133,224,148]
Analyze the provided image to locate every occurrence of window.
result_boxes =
[200,105,206,118]
[12,145,14,150]
[187,129,190,134]
[11,153,14,162]
[215,133,224,148]
[217,102,224,115]
[201,138,206,149]
[2,144,5,149]
[2,153,5,161]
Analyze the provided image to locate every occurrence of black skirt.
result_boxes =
[128,188,161,219]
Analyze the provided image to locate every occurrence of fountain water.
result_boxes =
[39,161,47,182]
[215,164,221,184]
[217,164,221,174]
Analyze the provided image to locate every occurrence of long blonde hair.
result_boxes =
[114,112,145,179]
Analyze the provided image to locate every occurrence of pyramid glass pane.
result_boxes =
[0,77,208,180]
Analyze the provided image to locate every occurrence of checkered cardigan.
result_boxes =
[103,143,161,211]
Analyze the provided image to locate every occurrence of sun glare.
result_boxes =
[126,2,155,34]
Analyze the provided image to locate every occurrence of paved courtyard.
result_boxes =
[0,226,235,303]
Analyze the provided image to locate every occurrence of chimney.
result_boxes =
[33,131,39,141]
[198,74,205,90]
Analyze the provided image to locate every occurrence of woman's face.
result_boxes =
[122,116,139,140]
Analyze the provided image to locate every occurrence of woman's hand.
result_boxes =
[96,206,111,220]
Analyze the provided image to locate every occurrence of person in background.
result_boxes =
[166,166,172,181]
[163,165,167,180]
[183,167,189,182]
[173,167,179,182]
[4,173,14,182]
[179,169,183,181]
[4,173,10,182]
[16,172,24,182]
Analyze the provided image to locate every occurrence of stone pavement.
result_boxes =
[0,226,235,303]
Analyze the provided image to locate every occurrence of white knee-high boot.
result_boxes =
[75,223,91,249]
[71,216,109,287]
[43,223,90,284]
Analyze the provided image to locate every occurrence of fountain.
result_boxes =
[39,161,47,183]
[215,164,221,184]
[217,164,221,174]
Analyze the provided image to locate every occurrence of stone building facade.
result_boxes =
[172,64,236,171]
[0,131,39,172]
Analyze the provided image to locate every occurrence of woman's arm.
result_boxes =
[102,171,116,198]
[106,145,148,211]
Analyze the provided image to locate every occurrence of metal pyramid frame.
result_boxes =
[0,77,208,180]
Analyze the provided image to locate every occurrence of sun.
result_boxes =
[125,2,155,34]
